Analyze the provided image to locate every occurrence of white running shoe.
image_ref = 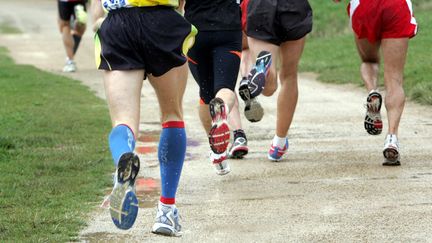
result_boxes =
[210,151,230,175]
[383,134,401,166]
[152,202,182,237]
[62,59,77,72]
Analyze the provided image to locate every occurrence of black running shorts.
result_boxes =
[187,30,242,104]
[95,7,196,77]
[246,0,313,45]
[58,0,87,21]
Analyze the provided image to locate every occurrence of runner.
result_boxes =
[95,0,196,236]
[184,0,248,175]
[241,0,313,161]
[337,0,417,165]
[57,0,88,72]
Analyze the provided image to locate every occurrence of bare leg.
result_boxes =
[58,19,74,60]
[276,37,306,137]
[148,64,188,122]
[215,88,236,114]
[73,22,86,36]
[228,95,243,131]
[381,38,408,136]
[71,23,86,55]
[240,33,253,78]
[103,70,144,136]
[199,104,212,133]
[247,37,279,96]
[354,37,380,92]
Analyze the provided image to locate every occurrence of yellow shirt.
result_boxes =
[102,0,178,11]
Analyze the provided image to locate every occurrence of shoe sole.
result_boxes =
[383,147,401,166]
[364,92,383,135]
[152,223,182,237]
[248,51,272,97]
[209,98,230,154]
[249,70,266,98]
[229,148,248,159]
[268,154,283,162]
[239,84,264,122]
[110,152,140,230]
[245,99,264,122]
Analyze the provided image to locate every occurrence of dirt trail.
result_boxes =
[2,1,432,242]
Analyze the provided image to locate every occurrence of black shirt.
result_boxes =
[184,0,241,31]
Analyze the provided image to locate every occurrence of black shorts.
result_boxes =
[58,0,87,21]
[95,7,196,77]
[246,0,313,45]
[187,30,242,104]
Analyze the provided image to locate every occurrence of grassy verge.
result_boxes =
[0,48,112,241]
[301,0,432,105]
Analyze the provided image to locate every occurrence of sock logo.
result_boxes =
[159,141,169,164]
[127,129,135,150]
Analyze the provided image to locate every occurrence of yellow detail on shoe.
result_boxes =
[75,4,88,24]
[182,24,197,56]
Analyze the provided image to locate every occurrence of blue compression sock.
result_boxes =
[109,124,136,166]
[159,121,186,205]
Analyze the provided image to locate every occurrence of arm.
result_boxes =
[91,0,106,32]
[177,0,185,15]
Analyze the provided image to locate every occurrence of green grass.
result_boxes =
[0,18,21,34]
[301,0,432,105]
[0,48,112,241]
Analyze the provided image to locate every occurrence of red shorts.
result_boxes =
[348,0,417,43]
[240,0,249,31]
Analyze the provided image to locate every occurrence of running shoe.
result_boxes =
[382,134,401,166]
[210,151,230,175]
[74,4,88,25]
[152,202,182,237]
[109,152,140,230]
[208,97,230,154]
[238,77,264,122]
[248,51,272,98]
[268,138,289,162]
[62,59,77,72]
[364,90,383,135]
[228,136,248,159]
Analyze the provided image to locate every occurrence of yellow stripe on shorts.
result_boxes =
[183,24,198,56]
[94,32,112,70]
[94,33,102,69]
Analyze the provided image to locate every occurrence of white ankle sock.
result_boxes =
[159,201,175,208]
[272,135,286,148]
